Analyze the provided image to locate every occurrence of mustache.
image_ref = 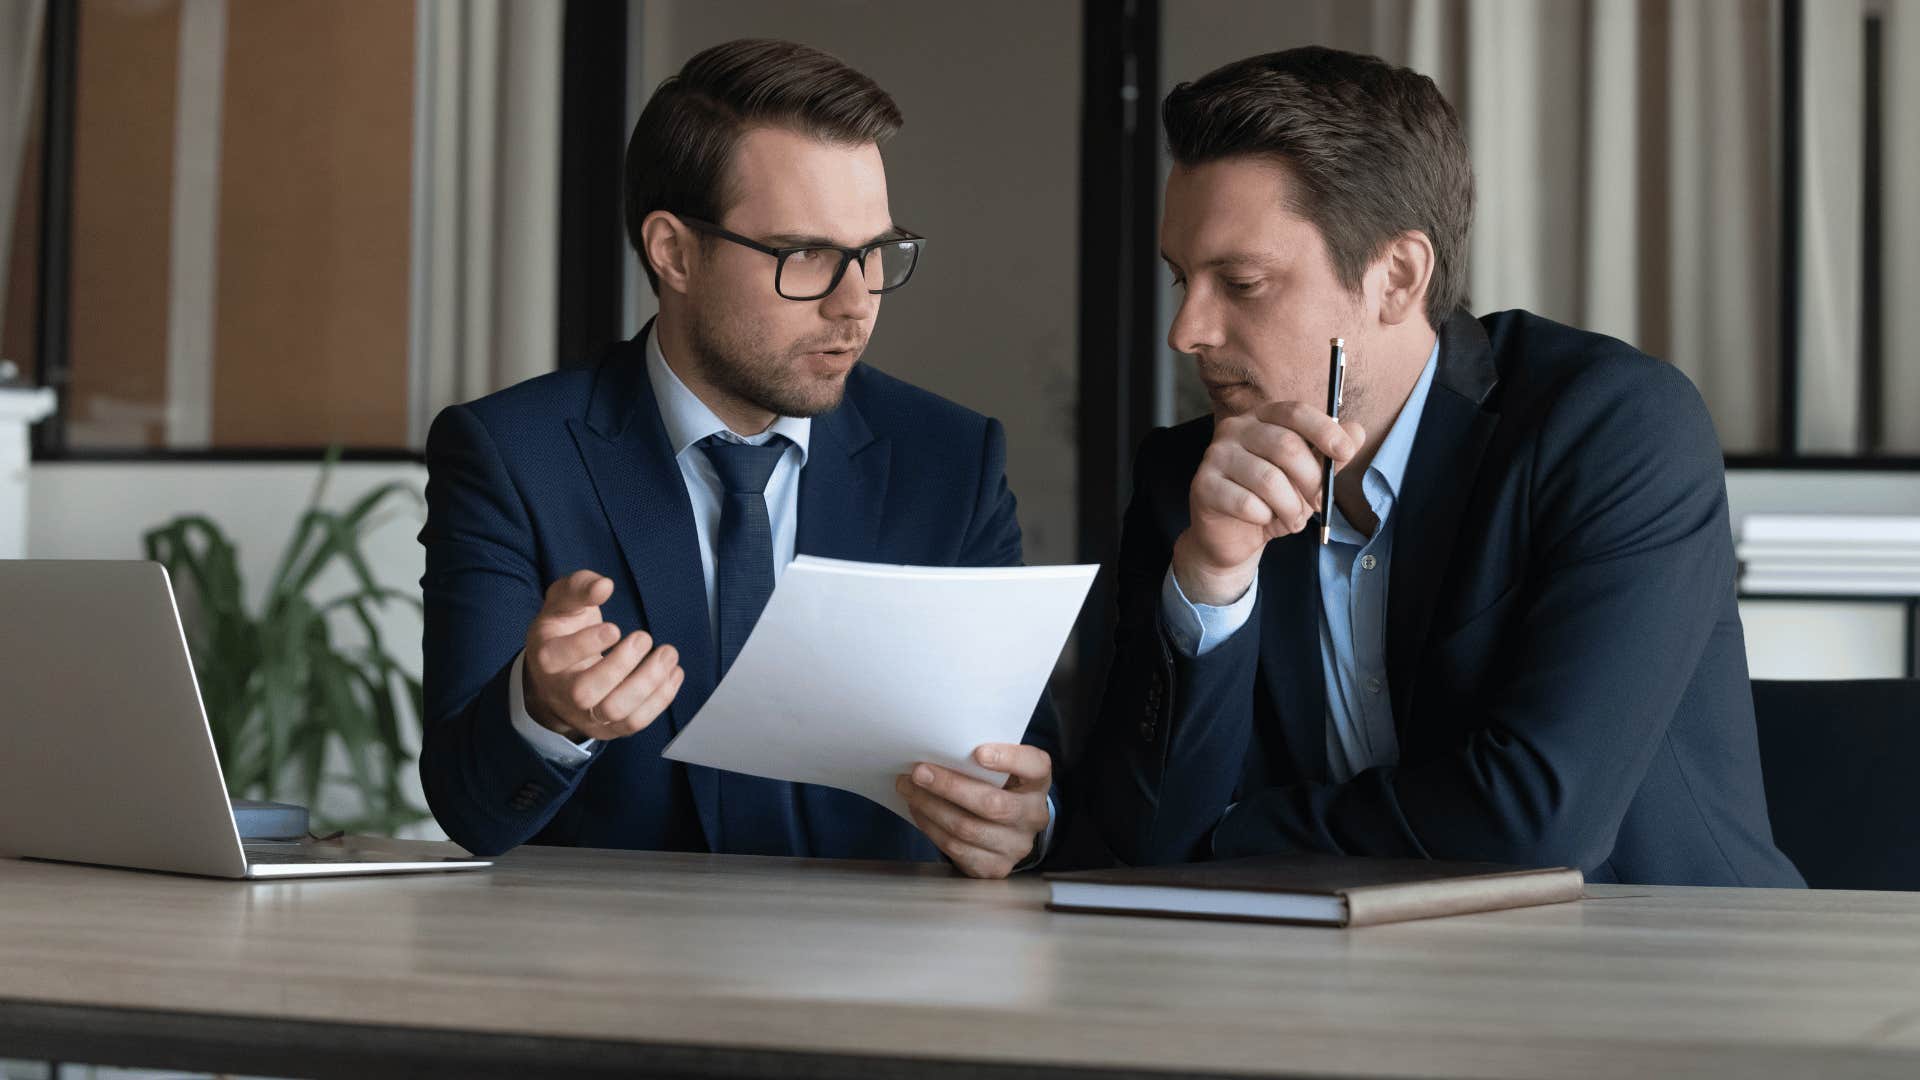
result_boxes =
[1195,360,1257,387]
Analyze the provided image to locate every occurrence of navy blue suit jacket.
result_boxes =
[1077,310,1803,887]
[418,332,1057,859]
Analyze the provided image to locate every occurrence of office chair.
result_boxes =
[1750,679,1920,891]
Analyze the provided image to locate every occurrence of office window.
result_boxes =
[4,0,415,452]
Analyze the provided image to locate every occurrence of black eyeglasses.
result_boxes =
[676,215,924,301]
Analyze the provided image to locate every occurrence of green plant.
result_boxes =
[143,448,430,835]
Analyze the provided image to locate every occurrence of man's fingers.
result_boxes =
[596,663,683,737]
[1251,401,1360,463]
[595,644,682,727]
[973,743,1052,788]
[908,763,1028,827]
[1193,468,1280,527]
[532,572,613,640]
[564,630,653,713]
[897,782,1019,876]
[1236,424,1334,505]
[910,808,1011,879]
[545,570,614,615]
[532,621,620,675]
[1218,440,1317,521]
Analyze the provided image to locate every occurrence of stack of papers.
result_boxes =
[1737,515,1920,596]
[662,556,1098,821]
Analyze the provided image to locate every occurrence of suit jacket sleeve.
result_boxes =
[1075,427,1266,867]
[417,404,601,856]
[1215,359,1738,870]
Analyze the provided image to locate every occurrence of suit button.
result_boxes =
[1138,720,1155,742]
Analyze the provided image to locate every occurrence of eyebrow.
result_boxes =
[761,225,909,248]
[1162,251,1280,273]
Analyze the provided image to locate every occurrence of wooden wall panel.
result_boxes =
[211,0,414,448]
[65,0,181,449]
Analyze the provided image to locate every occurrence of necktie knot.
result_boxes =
[699,434,788,496]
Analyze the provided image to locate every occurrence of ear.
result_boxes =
[641,211,698,296]
[1373,230,1436,328]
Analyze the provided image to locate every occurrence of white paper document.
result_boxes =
[661,556,1098,822]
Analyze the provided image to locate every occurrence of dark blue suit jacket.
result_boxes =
[1077,310,1803,887]
[418,331,1057,859]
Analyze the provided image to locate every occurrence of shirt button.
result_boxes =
[1361,554,1378,571]
[1366,676,1383,695]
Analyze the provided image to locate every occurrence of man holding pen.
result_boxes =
[1074,46,1803,888]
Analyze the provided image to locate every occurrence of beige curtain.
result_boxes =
[1412,0,1782,453]
[408,0,563,446]
[0,0,46,343]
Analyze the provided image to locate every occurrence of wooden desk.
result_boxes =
[3,843,1919,1079]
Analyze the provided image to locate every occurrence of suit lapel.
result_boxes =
[1257,531,1331,783]
[567,327,725,847]
[797,376,889,560]
[1385,311,1501,736]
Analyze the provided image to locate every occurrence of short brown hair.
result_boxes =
[624,39,904,294]
[1162,47,1474,331]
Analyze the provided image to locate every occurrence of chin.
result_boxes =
[1207,384,1258,417]
[770,376,849,419]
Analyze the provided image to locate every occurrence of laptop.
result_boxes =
[0,559,489,879]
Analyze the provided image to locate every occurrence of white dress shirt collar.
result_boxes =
[644,326,812,465]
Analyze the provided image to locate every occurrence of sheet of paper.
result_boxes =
[661,556,1097,822]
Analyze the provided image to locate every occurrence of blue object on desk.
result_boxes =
[231,799,309,840]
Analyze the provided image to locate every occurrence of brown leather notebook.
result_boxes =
[1045,854,1585,927]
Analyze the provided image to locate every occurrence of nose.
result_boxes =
[1168,287,1223,355]
[818,253,880,321]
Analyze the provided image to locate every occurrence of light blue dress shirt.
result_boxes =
[1162,339,1440,783]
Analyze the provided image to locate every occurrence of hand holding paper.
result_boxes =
[896,741,1055,879]
[661,556,1096,870]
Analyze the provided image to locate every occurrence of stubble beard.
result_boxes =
[687,297,859,420]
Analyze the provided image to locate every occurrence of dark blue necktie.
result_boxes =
[699,434,787,675]
[698,433,804,855]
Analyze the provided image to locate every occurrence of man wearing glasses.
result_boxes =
[418,39,1057,878]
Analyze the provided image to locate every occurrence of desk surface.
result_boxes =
[3,841,1920,1079]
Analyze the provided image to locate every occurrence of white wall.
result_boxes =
[26,461,445,838]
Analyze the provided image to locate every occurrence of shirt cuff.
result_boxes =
[1160,567,1258,657]
[1013,795,1056,873]
[508,650,597,765]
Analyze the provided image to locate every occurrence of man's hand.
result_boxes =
[1172,401,1366,605]
[896,743,1052,879]
[522,570,684,743]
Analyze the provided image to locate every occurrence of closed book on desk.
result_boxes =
[1045,854,1584,927]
